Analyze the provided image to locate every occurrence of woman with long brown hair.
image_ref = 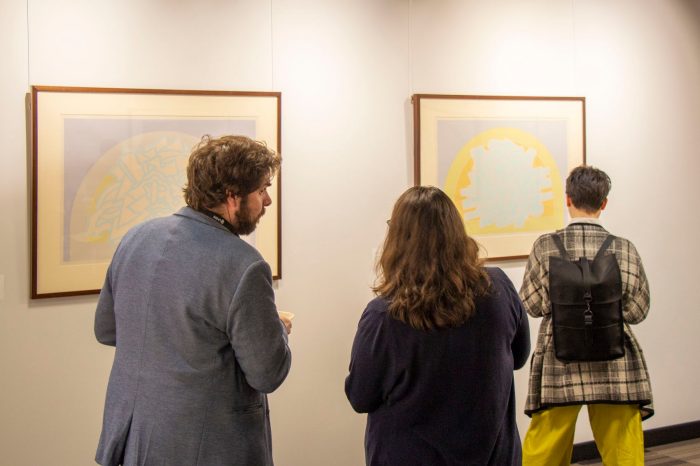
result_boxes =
[345,186,530,465]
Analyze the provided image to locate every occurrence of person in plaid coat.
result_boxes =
[520,165,652,466]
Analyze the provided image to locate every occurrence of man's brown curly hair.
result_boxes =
[183,135,280,211]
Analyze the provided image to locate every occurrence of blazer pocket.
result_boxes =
[232,402,263,415]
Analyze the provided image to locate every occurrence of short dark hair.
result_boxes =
[183,135,280,211]
[565,165,611,213]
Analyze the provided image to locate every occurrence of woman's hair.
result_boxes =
[183,135,280,211]
[373,186,491,330]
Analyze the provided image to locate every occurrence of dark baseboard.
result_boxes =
[571,420,700,462]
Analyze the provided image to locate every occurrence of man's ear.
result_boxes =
[600,198,608,211]
[566,195,573,207]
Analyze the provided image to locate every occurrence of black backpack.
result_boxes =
[549,234,625,362]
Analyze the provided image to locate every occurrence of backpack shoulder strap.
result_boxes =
[551,233,569,259]
[593,234,616,262]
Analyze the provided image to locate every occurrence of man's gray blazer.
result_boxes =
[94,207,291,466]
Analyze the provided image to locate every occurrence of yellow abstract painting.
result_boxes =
[444,127,565,235]
[413,94,585,260]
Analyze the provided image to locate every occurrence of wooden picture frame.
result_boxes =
[31,86,282,298]
[413,94,585,260]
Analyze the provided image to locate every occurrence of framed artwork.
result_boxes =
[31,86,281,298]
[413,94,585,261]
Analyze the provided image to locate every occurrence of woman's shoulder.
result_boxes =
[356,297,396,335]
[363,296,390,317]
[483,266,511,286]
[480,267,519,305]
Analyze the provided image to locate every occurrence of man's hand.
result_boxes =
[278,311,294,335]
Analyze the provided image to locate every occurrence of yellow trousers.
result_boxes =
[522,404,644,466]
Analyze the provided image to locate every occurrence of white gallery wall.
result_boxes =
[1,0,699,465]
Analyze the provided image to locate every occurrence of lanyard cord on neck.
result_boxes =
[202,210,238,236]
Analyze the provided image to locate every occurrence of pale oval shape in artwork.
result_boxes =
[68,131,199,262]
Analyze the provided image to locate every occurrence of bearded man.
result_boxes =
[94,135,292,466]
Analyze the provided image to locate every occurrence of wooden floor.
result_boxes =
[573,437,700,465]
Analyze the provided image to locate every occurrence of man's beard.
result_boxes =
[232,197,264,236]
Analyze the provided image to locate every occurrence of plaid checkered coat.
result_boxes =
[520,220,653,419]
